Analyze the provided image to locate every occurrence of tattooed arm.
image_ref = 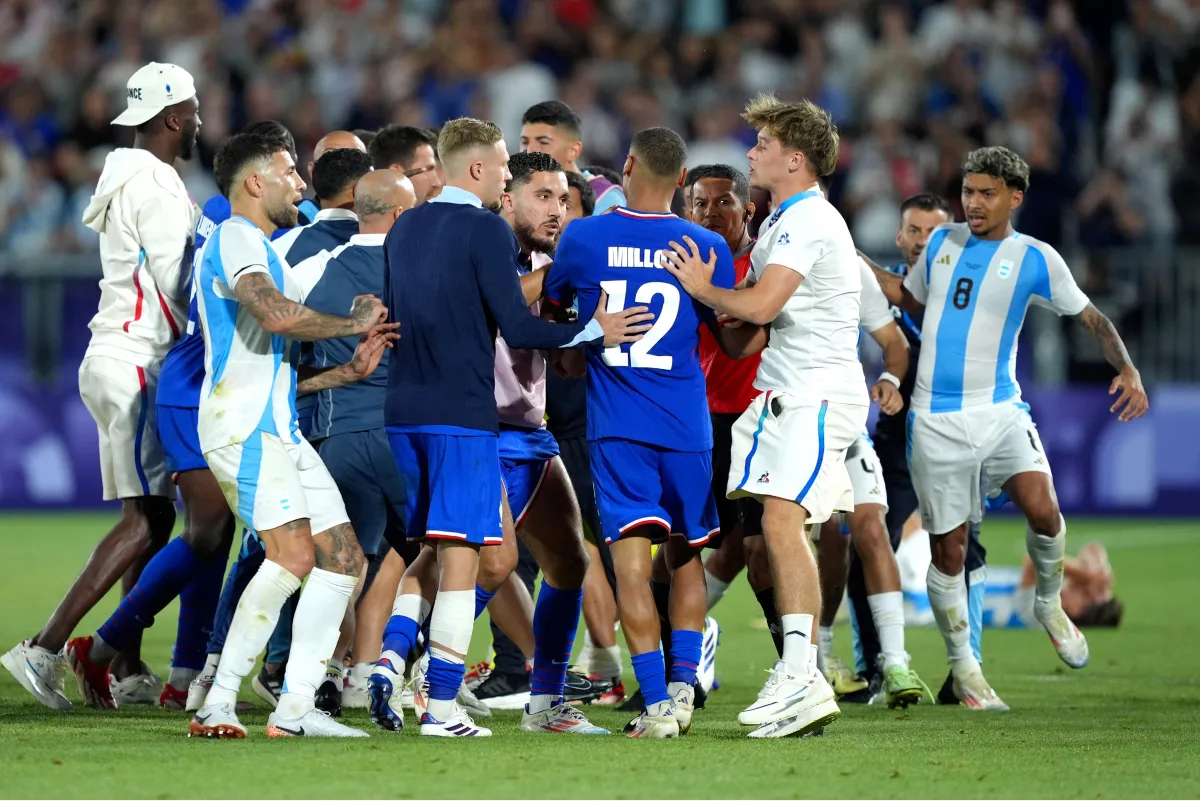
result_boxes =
[296,324,400,395]
[1075,302,1149,421]
[233,272,386,341]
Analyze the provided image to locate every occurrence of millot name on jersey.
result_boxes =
[608,247,670,269]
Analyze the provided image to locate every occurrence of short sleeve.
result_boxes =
[291,249,335,302]
[858,257,894,332]
[542,229,576,308]
[1034,242,1090,317]
[763,214,821,277]
[216,222,271,291]
[903,249,930,303]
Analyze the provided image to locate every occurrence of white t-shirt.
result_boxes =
[494,251,552,430]
[749,191,869,406]
[858,256,894,333]
[196,216,303,453]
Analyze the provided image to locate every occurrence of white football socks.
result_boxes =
[868,591,909,670]
[375,594,432,680]
[780,613,814,674]
[816,623,835,671]
[276,567,358,719]
[704,569,730,611]
[206,560,301,708]
[1027,517,1067,604]
[927,564,978,673]
[426,589,474,722]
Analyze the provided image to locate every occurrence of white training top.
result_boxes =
[904,222,1090,414]
[858,256,895,333]
[196,216,303,453]
[81,148,196,367]
[749,189,869,406]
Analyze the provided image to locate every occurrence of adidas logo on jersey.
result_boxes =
[937,254,952,265]
[607,246,667,269]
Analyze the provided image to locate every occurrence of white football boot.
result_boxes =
[623,699,680,739]
[1,640,72,711]
[419,704,492,737]
[188,702,247,739]
[520,702,610,734]
[740,660,840,738]
[1035,598,1089,669]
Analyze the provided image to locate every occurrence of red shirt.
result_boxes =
[699,246,762,414]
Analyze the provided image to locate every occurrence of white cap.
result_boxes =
[112,62,197,127]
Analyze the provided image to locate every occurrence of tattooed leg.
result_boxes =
[314,522,366,578]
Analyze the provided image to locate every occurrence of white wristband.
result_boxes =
[877,372,901,389]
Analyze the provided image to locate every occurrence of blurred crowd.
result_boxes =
[2,0,1199,277]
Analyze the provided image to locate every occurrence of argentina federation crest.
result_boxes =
[997,259,1014,279]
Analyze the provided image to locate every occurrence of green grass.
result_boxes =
[1,514,1198,798]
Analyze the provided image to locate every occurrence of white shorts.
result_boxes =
[909,400,1051,534]
[846,433,888,510]
[78,356,173,501]
[728,393,866,526]
[204,430,349,535]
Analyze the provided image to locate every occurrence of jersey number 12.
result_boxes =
[599,279,679,369]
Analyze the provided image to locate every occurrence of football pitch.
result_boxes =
[0,514,1197,799]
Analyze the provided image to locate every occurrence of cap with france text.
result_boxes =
[112,62,197,127]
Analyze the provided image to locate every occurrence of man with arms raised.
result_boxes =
[663,94,867,738]
[872,147,1148,708]
[187,132,396,739]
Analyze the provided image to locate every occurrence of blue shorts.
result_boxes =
[499,426,560,527]
[386,426,503,546]
[157,404,206,478]
[589,438,719,547]
[319,429,407,556]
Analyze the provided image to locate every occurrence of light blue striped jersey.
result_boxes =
[903,222,1089,414]
[196,215,302,452]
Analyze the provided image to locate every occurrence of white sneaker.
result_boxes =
[419,705,492,737]
[669,682,696,734]
[520,702,610,734]
[739,661,840,733]
[1035,599,1090,669]
[110,663,164,706]
[185,658,218,712]
[1,640,72,711]
[267,708,369,738]
[458,679,492,718]
[188,702,247,739]
[623,700,680,739]
[952,668,1009,711]
[342,666,370,710]
[699,616,720,694]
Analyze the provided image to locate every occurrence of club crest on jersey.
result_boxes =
[997,259,1014,279]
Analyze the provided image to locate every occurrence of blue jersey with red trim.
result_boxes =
[543,207,735,452]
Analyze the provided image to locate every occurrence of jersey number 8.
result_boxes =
[599,279,679,369]
[952,277,975,310]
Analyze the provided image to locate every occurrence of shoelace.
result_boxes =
[757,666,789,698]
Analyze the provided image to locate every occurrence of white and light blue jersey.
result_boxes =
[904,222,1090,414]
[196,215,302,453]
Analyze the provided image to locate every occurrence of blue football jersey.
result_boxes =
[544,207,735,452]
[157,194,229,409]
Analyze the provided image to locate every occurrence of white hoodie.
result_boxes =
[82,148,197,368]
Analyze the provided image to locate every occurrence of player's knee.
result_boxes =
[183,509,234,560]
[929,530,967,575]
[1025,502,1062,537]
[275,541,316,579]
[478,546,518,592]
[851,511,890,562]
[140,496,177,543]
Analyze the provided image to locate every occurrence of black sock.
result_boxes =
[754,588,783,658]
[650,579,673,660]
